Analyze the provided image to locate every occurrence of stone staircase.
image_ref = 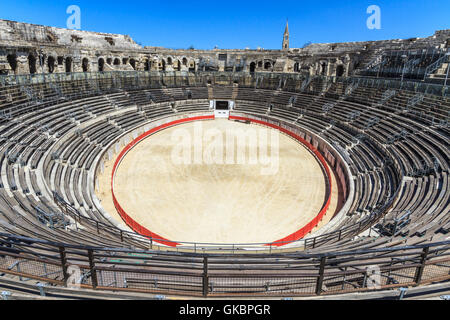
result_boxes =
[427,62,449,82]
[425,53,450,85]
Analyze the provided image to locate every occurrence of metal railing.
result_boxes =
[0,232,448,297]
[358,48,450,81]
[0,71,447,96]
[424,52,450,79]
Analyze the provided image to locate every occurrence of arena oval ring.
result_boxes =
[107,114,334,247]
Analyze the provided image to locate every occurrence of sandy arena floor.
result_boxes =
[96,119,338,244]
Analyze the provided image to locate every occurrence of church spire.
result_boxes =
[282,19,289,50]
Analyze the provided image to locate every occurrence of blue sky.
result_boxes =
[0,0,449,50]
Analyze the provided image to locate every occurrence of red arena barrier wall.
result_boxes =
[111,114,332,247]
[228,115,332,247]
[111,115,214,247]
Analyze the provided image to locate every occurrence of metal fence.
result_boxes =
[356,48,450,81]
[0,232,448,297]
[0,71,448,97]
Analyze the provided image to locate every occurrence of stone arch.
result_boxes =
[65,57,73,73]
[320,62,327,75]
[264,61,272,70]
[129,58,136,70]
[182,57,188,66]
[336,64,345,77]
[82,58,89,72]
[113,58,120,66]
[294,62,300,72]
[7,54,17,74]
[167,57,173,65]
[249,62,256,73]
[144,58,151,71]
[188,60,195,72]
[106,58,112,65]
[48,56,56,73]
[98,58,105,72]
[160,59,166,71]
[28,54,37,74]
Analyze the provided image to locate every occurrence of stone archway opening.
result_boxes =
[188,60,195,72]
[48,56,56,73]
[98,58,105,72]
[7,54,17,74]
[336,65,345,77]
[144,59,151,71]
[321,62,327,75]
[65,57,73,73]
[28,54,37,74]
[129,59,136,70]
[82,58,89,72]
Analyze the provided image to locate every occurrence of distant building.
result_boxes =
[282,20,289,50]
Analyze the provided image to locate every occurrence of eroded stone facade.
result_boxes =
[0,19,449,78]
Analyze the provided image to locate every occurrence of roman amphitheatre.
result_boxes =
[0,18,448,299]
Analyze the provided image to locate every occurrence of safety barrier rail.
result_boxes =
[0,71,447,97]
[0,232,448,297]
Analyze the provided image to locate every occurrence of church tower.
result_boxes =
[282,20,289,50]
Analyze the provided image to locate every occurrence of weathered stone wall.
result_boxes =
[0,19,448,77]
